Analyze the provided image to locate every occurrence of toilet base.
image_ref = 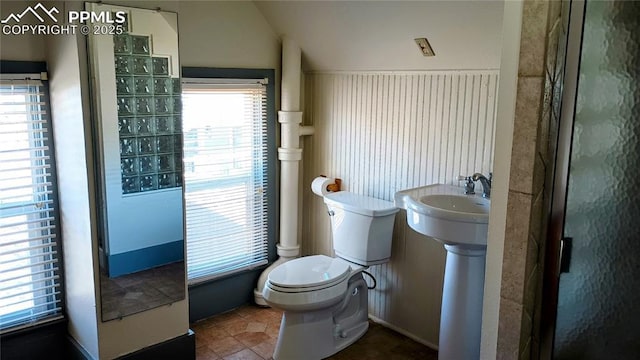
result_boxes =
[272,274,369,360]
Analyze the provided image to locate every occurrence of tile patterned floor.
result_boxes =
[100,261,185,321]
[191,305,438,360]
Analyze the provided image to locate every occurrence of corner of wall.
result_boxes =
[480,1,523,358]
[46,26,100,359]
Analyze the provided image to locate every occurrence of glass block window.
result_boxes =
[113,32,182,194]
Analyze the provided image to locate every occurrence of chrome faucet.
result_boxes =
[458,175,475,195]
[472,172,492,198]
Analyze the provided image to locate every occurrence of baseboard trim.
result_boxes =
[116,330,195,360]
[107,240,184,277]
[66,334,93,360]
[368,314,439,351]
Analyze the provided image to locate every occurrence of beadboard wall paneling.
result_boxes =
[301,72,499,347]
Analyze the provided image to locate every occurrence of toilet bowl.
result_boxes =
[265,255,357,311]
[262,191,398,360]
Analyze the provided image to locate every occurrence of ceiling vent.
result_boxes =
[415,37,435,57]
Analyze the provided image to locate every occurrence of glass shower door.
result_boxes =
[553,0,640,358]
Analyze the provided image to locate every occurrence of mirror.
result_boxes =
[87,3,185,321]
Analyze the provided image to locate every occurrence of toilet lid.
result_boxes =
[268,255,351,289]
[323,191,398,216]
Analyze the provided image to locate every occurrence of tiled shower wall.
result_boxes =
[301,71,498,346]
[496,0,566,358]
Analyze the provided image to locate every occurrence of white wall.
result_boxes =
[178,1,280,69]
[302,71,499,346]
[0,1,46,61]
[255,1,503,71]
[95,1,281,69]
[45,20,100,360]
[480,2,522,358]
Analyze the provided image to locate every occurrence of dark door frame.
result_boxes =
[539,1,586,358]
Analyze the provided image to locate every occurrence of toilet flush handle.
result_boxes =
[327,210,335,216]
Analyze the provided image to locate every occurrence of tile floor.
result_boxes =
[100,261,185,321]
[191,305,438,360]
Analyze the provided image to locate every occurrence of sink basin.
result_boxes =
[419,194,490,220]
[395,184,490,246]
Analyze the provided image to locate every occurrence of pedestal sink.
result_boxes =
[395,184,489,360]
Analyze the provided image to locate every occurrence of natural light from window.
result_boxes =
[0,83,60,330]
[1,93,38,317]
[182,82,268,283]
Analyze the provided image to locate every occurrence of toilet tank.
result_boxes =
[323,192,399,266]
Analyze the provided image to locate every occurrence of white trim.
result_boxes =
[0,73,44,81]
[481,1,524,358]
[181,77,268,85]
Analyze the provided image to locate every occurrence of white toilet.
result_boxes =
[262,191,399,360]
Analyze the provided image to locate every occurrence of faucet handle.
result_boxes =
[471,172,492,198]
[458,175,475,195]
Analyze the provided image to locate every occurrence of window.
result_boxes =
[182,76,272,283]
[0,75,62,332]
[112,31,183,194]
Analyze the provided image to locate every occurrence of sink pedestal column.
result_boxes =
[439,244,486,360]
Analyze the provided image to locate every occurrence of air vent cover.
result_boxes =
[415,37,435,57]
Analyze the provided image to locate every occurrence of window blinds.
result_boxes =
[0,78,62,332]
[182,79,269,284]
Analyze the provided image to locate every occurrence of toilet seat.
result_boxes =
[267,255,352,293]
[263,255,363,310]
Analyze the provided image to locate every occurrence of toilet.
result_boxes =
[262,191,399,360]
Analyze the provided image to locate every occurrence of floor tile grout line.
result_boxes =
[193,304,436,360]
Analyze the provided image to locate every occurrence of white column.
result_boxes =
[439,244,487,359]
[255,37,314,305]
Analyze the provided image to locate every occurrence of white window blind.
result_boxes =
[182,79,269,283]
[0,78,62,332]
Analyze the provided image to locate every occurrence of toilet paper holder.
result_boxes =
[320,175,342,192]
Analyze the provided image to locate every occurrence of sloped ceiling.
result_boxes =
[254,0,504,72]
